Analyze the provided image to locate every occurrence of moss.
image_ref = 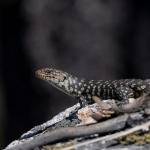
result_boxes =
[41,129,150,149]
[119,130,150,145]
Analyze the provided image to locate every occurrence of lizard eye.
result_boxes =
[46,70,51,74]
[44,69,52,74]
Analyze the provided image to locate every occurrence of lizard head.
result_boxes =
[35,68,81,97]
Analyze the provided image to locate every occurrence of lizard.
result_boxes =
[5,68,150,149]
[35,68,150,112]
[20,68,150,139]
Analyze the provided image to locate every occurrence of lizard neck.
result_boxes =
[62,76,87,98]
[46,75,86,98]
[69,78,87,98]
[69,78,96,103]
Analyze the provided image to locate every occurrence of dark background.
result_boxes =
[0,0,150,148]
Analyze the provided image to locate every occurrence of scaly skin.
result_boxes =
[35,68,150,110]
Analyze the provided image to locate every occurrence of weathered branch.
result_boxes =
[20,103,81,139]
[64,120,150,150]
[5,114,128,150]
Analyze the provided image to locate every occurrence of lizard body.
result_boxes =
[35,68,150,110]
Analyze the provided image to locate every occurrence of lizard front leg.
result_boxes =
[92,96,114,118]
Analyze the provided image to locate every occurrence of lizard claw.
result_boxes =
[91,106,114,120]
[92,96,114,116]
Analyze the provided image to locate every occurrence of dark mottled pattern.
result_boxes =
[36,68,150,106]
[78,79,150,105]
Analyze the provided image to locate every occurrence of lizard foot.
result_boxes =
[92,96,112,109]
[77,106,98,125]
[92,96,114,119]
[77,96,114,125]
